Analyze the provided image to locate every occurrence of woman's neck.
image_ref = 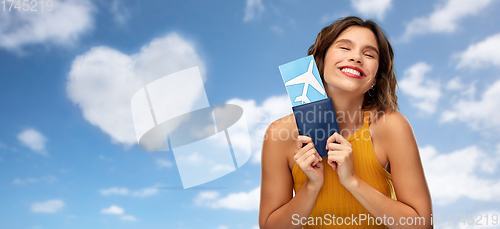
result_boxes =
[328,89,365,136]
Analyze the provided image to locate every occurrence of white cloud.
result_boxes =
[217,226,229,229]
[440,78,500,133]
[226,95,292,164]
[66,33,205,147]
[210,164,235,173]
[131,187,159,197]
[350,0,392,21]
[446,76,464,91]
[156,158,173,169]
[398,62,441,114]
[194,187,260,211]
[31,199,65,213]
[270,25,284,35]
[101,205,124,215]
[420,145,500,205]
[13,176,57,185]
[192,152,207,164]
[243,0,265,22]
[100,187,129,196]
[445,77,477,102]
[110,0,130,25]
[101,205,139,222]
[455,32,500,69]
[120,215,138,222]
[400,0,493,41]
[0,0,95,52]
[99,186,159,198]
[17,128,48,156]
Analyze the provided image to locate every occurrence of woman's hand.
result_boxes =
[326,132,358,188]
[294,136,324,189]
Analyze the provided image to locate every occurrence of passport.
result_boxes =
[292,97,339,158]
[279,56,339,158]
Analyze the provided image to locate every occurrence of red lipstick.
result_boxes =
[339,66,365,78]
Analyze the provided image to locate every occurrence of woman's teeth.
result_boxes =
[341,68,362,76]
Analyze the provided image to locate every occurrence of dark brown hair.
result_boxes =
[308,16,399,114]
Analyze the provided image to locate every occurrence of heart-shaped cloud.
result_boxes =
[66,33,205,147]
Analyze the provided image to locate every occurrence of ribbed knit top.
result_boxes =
[292,111,396,228]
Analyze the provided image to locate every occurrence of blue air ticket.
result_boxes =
[278,55,327,107]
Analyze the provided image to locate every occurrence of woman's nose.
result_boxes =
[349,52,362,64]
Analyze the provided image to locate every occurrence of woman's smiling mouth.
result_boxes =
[339,66,365,78]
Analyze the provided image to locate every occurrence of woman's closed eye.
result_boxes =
[339,46,375,58]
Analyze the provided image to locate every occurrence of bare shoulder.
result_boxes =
[369,109,417,161]
[370,110,432,218]
[259,114,298,225]
[264,113,298,145]
[262,113,298,170]
[370,109,414,138]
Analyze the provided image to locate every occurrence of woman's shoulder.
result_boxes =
[261,114,298,169]
[369,108,416,154]
[370,108,413,134]
[264,113,298,144]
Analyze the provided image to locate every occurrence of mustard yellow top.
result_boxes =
[292,111,396,228]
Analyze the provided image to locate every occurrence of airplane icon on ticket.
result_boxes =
[279,56,327,107]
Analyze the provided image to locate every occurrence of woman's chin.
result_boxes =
[327,83,364,94]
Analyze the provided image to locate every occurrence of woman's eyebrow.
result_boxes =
[334,39,379,55]
[334,39,352,45]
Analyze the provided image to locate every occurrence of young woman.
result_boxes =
[259,16,433,229]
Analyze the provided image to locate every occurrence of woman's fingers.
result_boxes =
[328,153,340,170]
[304,149,320,170]
[296,135,312,148]
[294,146,311,162]
[298,135,323,160]
[311,151,323,167]
[327,142,351,151]
[294,135,323,168]
[294,142,314,159]
[296,148,320,170]
[326,133,352,171]
[326,132,352,149]
[294,136,316,160]
[314,150,323,166]
[328,148,351,170]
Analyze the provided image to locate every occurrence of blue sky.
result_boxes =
[1,0,500,228]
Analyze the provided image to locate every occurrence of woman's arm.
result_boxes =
[328,111,433,229]
[258,119,323,229]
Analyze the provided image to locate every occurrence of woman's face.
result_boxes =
[323,26,379,96]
